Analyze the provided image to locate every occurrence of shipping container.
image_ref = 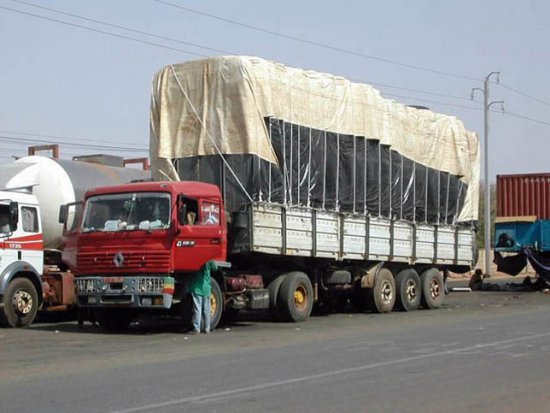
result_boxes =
[496,173,550,219]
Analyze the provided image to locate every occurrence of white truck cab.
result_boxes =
[0,190,44,327]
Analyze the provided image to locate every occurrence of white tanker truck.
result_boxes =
[0,153,148,327]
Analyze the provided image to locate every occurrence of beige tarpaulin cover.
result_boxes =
[150,55,479,221]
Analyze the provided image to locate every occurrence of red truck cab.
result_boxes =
[74,181,229,329]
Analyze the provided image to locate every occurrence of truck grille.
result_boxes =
[77,250,170,272]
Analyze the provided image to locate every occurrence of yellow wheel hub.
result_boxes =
[210,293,217,317]
[293,286,308,311]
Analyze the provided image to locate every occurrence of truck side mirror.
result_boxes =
[58,204,68,224]
[9,201,18,230]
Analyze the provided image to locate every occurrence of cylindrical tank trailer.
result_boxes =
[0,155,149,248]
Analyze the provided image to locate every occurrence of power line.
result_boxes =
[504,111,550,127]
[0,129,147,150]
[8,0,235,56]
[0,5,208,57]
[0,135,148,152]
[5,1,478,104]
[4,4,549,135]
[366,81,473,102]
[383,93,484,112]
[11,0,550,114]
[498,82,550,109]
[153,0,480,82]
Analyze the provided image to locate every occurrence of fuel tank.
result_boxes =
[0,155,149,249]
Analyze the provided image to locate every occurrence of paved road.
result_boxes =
[1,283,549,413]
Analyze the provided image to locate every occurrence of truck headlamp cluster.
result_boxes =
[75,278,101,293]
[137,277,164,293]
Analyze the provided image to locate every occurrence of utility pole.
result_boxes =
[472,72,504,278]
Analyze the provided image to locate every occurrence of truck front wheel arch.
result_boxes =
[1,276,39,327]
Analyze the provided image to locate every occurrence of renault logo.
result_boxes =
[113,252,125,268]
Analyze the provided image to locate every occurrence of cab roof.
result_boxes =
[84,181,222,199]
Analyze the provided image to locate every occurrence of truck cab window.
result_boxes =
[65,203,83,233]
[0,204,11,233]
[200,201,220,225]
[181,197,198,225]
[22,206,38,233]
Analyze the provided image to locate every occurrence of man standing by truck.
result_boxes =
[189,260,218,334]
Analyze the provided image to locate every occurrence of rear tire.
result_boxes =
[395,268,421,312]
[420,268,445,309]
[366,268,396,313]
[96,308,135,332]
[278,272,314,322]
[1,277,39,327]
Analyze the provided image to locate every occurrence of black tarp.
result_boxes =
[174,117,468,225]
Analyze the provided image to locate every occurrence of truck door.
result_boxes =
[60,202,82,272]
[174,196,225,271]
[17,205,43,272]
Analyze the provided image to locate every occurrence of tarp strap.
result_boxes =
[168,65,254,204]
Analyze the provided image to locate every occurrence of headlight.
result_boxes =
[137,277,164,293]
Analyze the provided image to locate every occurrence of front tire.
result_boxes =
[210,278,223,330]
[278,272,313,322]
[1,277,39,327]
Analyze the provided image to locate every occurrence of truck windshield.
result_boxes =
[82,192,171,232]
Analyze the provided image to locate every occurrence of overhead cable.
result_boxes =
[153,0,480,82]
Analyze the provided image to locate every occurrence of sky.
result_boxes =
[1,0,549,182]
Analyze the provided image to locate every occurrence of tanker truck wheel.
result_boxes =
[366,268,396,313]
[395,268,421,312]
[1,277,39,327]
[278,272,313,322]
[96,308,136,332]
[420,268,445,309]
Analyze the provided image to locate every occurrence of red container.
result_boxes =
[497,173,550,219]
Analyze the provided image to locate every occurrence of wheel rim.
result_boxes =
[12,289,33,315]
[381,281,393,303]
[429,279,441,299]
[210,293,217,317]
[405,280,417,302]
[293,285,308,312]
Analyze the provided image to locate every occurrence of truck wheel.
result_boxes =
[366,268,396,313]
[278,272,313,322]
[96,308,135,332]
[1,277,39,327]
[267,275,285,320]
[420,268,445,309]
[210,278,223,330]
[395,268,421,312]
